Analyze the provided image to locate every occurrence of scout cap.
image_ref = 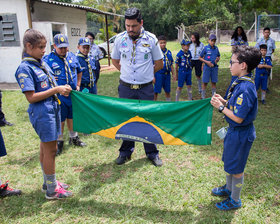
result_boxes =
[209,34,217,40]
[125,8,142,21]
[78,37,91,46]
[181,39,191,45]
[54,34,69,48]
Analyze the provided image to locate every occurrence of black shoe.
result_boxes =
[261,100,266,105]
[69,136,86,147]
[115,155,131,165]
[56,140,64,156]
[149,156,163,167]
[0,181,21,198]
[0,120,14,127]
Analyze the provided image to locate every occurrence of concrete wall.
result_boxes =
[0,0,29,83]
[32,1,87,53]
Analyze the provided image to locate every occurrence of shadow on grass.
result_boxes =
[78,158,148,196]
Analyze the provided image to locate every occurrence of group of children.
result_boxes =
[154,30,274,105]
[1,26,276,212]
[11,29,100,199]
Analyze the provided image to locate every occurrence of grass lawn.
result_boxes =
[0,42,280,223]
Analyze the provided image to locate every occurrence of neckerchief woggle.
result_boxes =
[22,55,60,104]
[226,74,254,106]
[53,50,74,85]
[77,52,94,88]
[131,28,145,65]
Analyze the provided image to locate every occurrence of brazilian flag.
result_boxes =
[72,91,213,145]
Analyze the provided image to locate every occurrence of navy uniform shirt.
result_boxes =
[226,75,258,127]
[255,56,272,76]
[157,48,173,74]
[200,44,220,67]
[76,52,96,84]
[111,29,163,84]
[175,50,192,72]
[43,51,82,91]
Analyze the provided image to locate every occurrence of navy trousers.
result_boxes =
[118,82,159,159]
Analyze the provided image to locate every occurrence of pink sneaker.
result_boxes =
[42,180,70,193]
[45,187,73,200]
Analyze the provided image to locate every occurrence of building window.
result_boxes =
[0,14,20,47]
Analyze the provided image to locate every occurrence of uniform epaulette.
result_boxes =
[144,31,158,44]
[115,31,127,41]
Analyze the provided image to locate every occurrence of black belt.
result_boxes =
[119,80,153,90]
[229,123,253,131]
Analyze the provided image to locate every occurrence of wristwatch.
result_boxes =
[218,105,225,113]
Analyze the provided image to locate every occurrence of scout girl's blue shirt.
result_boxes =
[255,56,272,76]
[157,48,173,74]
[226,74,257,127]
[230,36,248,46]
[76,51,96,84]
[15,53,57,95]
[43,51,82,91]
[200,44,220,67]
[175,50,192,72]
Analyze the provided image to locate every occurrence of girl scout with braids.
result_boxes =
[15,29,72,199]
[76,37,97,94]
[210,46,261,211]
[44,34,86,155]
[154,35,174,101]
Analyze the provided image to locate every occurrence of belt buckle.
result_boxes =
[131,84,140,89]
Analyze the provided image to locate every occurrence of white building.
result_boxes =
[0,0,120,83]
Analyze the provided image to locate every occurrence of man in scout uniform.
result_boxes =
[111,8,164,166]
[76,37,97,94]
[44,34,86,155]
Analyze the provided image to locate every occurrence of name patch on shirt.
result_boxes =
[142,44,150,47]
[18,73,28,78]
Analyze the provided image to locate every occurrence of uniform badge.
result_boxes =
[69,60,72,63]
[60,37,64,42]
[142,44,150,47]
[18,73,28,78]
[55,70,62,76]
[236,97,243,105]
[41,81,48,88]
[181,63,184,66]
[20,84,24,89]
[52,62,60,69]
[144,54,148,60]
[19,79,24,83]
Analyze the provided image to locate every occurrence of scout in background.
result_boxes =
[43,34,86,155]
[255,44,272,104]
[0,129,21,197]
[85,32,103,93]
[189,32,204,96]
[154,35,174,101]
[76,37,97,94]
[15,29,72,199]
[210,46,261,210]
[199,34,220,99]
[175,39,193,101]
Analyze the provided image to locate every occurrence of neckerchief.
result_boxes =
[77,52,94,87]
[226,74,254,106]
[262,56,266,65]
[163,49,171,71]
[53,50,73,84]
[131,28,144,65]
[22,55,60,103]
[194,44,197,58]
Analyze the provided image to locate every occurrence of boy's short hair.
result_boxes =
[125,8,142,23]
[85,32,95,39]
[263,27,270,32]
[232,46,261,73]
[260,44,267,50]
[158,35,166,41]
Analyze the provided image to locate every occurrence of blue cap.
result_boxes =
[181,39,191,45]
[78,37,91,46]
[54,34,69,48]
[209,34,217,40]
